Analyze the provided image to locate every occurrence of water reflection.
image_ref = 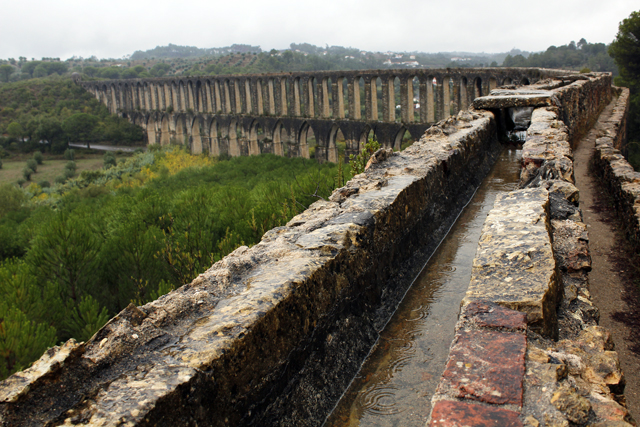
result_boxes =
[324,147,522,427]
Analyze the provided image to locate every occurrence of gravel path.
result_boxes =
[68,143,145,152]
[573,95,640,423]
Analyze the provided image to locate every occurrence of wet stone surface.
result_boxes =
[463,187,559,337]
[440,329,526,406]
[430,400,524,427]
[430,74,634,427]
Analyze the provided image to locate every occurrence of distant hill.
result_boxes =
[130,43,262,60]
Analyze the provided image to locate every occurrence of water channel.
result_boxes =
[323,146,523,427]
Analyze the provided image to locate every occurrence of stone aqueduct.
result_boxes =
[80,68,565,161]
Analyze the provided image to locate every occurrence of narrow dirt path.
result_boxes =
[573,95,640,423]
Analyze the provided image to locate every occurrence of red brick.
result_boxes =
[464,301,527,330]
[430,400,523,427]
[440,330,526,406]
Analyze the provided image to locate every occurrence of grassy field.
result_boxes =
[0,152,132,186]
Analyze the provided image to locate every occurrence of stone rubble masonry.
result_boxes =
[0,109,503,426]
[429,73,633,426]
[591,88,640,253]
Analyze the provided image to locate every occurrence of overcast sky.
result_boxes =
[0,0,637,60]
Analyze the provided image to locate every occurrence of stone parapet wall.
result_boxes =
[591,88,640,252]
[2,72,632,427]
[429,74,633,426]
[1,108,505,426]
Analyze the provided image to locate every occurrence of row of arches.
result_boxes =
[85,68,542,126]
[135,113,423,162]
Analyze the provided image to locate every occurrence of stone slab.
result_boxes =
[439,329,526,406]
[473,89,559,110]
[430,400,524,427]
[462,301,527,331]
[463,187,560,337]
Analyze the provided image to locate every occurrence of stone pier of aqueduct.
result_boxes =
[81,68,564,161]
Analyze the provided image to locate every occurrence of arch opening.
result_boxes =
[299,123,316,159]
[273,121,285,157]
[394,128,415,151]
[412,76,420,122]
[474,77,483,99]
[249,122,266,155]
[328,125,347,163]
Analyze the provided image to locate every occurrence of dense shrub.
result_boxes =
[103,152,116,169]
[22,167,33,181]
[0,150,348,381]
[65,161,77,172]
[63,168,75,179]
[33,151,44,165]
[26,158,38,172]
[64,148,75,160]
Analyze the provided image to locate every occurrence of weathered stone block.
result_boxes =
[462,301,527,331]
[438,329,526,406]
[463,187,560,337]
[430,400,524,427]
[551,220,591,272]
[473,89,560,110]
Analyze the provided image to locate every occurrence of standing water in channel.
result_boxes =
[324,146,523,427]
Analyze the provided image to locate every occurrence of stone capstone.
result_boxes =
[472,89,561,110]
[463,187,560,337]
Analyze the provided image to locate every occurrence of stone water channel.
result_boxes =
[324,145,523,427]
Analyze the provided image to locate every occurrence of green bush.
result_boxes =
[33,151,44,165]
[16,178,25,186]
[54,176,66,184]
[38,180,50,188]
[26,159,37,172]
[64,148,75,160]
[103,152,116,169]
[63,168,75,179]
[349,136,381,176]
[22,167,33,181]
[65,161,77,172]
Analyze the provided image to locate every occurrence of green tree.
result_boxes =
[83,66,98,77]
[609,10,640,169]
[27,213,101,315]
[35,119,65,152]
[0,303,57,380]
[0,64,14,82]
[62,113,98,142]
[0,184,24,218]
[7,122,25,141]
[21,61,41,78]
[609,11,640,88]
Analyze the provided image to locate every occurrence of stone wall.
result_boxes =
[0,107,505,426]
[1,72,632,427]
[429,74,633,426]
[591,88,640,252]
